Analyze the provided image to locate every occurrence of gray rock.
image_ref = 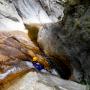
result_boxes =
[0,0,25,32]
[0,0,90,86]
[1,72,86,90]
[38,0,90,83]
[13,0,64,24]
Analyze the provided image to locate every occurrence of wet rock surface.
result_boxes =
[0,0,89,89]
[13,0,64,24]
[1,72,86,90]
[0,0,25,31]
[38,0,90,83]
[0,31,37,83]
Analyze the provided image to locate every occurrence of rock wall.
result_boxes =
[0,0,89,89]
[0,0,25,31]
[38,0,90,83]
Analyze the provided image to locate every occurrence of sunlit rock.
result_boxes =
[13,0,64,24]
[0,0,25,32]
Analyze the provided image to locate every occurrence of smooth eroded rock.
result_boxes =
[1,72,86,90]
[38,0,90,82]
[0,0,25,32]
